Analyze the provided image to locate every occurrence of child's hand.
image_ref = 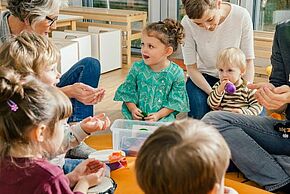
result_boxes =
[217,79,229,94]
[73,159,106,191]
[144,113,160,122]
[131,108,143,120]
[80,113,111,134]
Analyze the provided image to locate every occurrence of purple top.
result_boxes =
[0,157,84,194]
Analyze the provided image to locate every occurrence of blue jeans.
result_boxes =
[202,111,290,191]
[186,74,219,119]
[63,158,84,174]
[57,57,101,122]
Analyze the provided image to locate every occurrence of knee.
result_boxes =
[202,111,221,124]
[80,57,101,73]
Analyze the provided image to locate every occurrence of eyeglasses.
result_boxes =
[45,16,58,26]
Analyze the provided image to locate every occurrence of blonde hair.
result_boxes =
[216,47,247,72]
[143,18,185,52]
[182,0,217,19]
[0,31,60,77]
[135,119,231,194]
[0,67,72,160]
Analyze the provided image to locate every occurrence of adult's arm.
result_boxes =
[240,8,255,83]
[186,64,213,95]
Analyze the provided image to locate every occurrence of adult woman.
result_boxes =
[202,20,290,192]
[181,0,255,119]
[0,0,104,123]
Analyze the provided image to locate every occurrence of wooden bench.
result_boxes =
[254,30,274,83]
[59,6,147,66]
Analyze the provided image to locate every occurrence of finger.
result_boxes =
[102,117,111,130]
[81,116,92,124]
[273,85,290,94]
[94,113,106,120]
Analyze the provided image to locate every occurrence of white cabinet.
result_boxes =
[52,31,92,60]
[65,27,122,73]
[52,39,79,74]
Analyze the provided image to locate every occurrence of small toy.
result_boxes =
[141,111,147,120]
[225,82,236,94]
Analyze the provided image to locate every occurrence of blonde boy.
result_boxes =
[135,119,236,194]
[208,47,262,115]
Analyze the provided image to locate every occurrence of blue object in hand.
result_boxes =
[225,82,236,94]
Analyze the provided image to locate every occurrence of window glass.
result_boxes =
[257,0,290,31]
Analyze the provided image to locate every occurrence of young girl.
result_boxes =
[114,18,189,122]
[207,47,262,115]
[0,31,110,173]
[0,67,105,194]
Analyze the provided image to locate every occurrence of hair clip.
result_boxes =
[7,100,18,112]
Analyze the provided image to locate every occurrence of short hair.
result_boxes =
[0,31,60,77]
[7,0,61,24]
[181,0,217,19]
[135,119,231,194]
[143,18,185,52]
[0,67,72,160]
[216,47,247,73]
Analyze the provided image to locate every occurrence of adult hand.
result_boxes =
[131,107,143,120]
[80,113,111,133]
[248,83,290,110]
[144,113,160,122]
[62,83,105,105]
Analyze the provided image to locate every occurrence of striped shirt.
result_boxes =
[208,80,263,115]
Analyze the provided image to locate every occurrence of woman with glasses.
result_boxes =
[0,0,104,159]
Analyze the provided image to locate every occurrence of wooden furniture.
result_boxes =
[60,6,147,66]
[85,134,272,194]
[56,14,83,31]
[253,30,274,83]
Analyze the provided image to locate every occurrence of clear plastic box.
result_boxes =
[110,119,167,156]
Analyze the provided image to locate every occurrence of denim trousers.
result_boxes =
[63,158,84,174]
[57,57,101,122]
[202,111,290,191]
[186,74,219,119]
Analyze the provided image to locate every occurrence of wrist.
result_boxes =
[60,85,73,98]
[66,171,80,188]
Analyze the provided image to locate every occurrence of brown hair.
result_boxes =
[182,0,217,19]
[216,47,247,73]
[143,18,185,52]
[135,119,230,194]
[0,67,72,160]
[0,31,60,77]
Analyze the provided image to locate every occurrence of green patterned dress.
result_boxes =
[114,60,189,122]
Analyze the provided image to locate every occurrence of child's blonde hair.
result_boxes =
[0,67,71,160]
[216,47,247,73]
[0,31,60,76]
[135,119,230,194]
[143,18,185,52]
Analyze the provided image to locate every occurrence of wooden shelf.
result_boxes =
[60,6,147,66]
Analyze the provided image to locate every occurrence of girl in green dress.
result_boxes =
[114,18,189,122]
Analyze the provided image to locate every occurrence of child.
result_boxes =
[207,47,262,115]
[135,119,238,194]
[0,67,105,194]
[0,31,110,173]
[114,18,189,122]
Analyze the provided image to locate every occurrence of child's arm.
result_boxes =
[125,102,143,120]
[145,108,174,122]
[207,81,226,110]
[240,89,263,115]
